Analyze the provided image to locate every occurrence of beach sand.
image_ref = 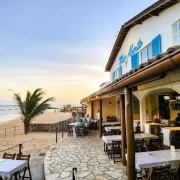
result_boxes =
[0,112,72,157]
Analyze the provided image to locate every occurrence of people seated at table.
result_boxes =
[80,114,85,122]
[84,114,91,123]
[78,119,84,127]
[175,113,180,126]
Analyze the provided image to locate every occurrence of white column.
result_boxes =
[139,98,146,132]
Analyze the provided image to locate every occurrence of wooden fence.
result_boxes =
[29,117,76,132]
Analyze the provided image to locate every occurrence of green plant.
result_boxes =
[14,88,54,134]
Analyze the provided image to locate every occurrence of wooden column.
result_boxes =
[91,101,94,119]
[120,94,126,166]
[125,87,135,180]
[99,99,102,137]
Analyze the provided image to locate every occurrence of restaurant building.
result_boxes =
[81,0,180,179]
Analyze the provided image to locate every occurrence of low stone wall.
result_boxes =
[29,118,74,132]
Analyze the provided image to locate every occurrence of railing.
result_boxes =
[0,126,23,138]
[0,144,23,157]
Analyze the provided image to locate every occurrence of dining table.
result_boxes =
[105,126,121,132]
[0,159,27,179]
[102,133,158,144]
[131,149,180,170]
[102,122,120,126]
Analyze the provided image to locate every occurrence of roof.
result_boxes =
[105,0,179,72]
[81,45,180,103]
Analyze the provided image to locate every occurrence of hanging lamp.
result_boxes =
[169,85,176,102]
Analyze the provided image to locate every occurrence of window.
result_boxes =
[112,69,119,81]
[114,69,119,79]
[173,19,180,45]
[140,44,152,63]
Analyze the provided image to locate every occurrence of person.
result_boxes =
[78,119,84,127]
[175,113,180,126]
[85,114,91,123]
[80,114,85,122]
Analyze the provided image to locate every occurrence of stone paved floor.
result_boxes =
[44,131,127,180]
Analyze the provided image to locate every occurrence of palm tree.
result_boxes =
[14,88,55,134]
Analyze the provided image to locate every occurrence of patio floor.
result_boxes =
[44,131,127,180]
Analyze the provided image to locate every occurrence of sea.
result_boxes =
[0,105,19,123]
[0,104,80,123]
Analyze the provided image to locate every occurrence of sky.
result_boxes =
[0,0,158,106]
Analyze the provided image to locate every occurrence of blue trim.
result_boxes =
[151,34,162,57]
[131,52,139,69]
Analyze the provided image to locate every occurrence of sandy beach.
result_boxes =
[0,112,72,157]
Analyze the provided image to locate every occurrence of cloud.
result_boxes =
[48,43,111,66]
[0,43,110,104]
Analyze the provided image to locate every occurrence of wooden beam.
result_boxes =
[125,87,135,180]
[99,99,103,137]
[91,101,94,119]
[120,94,126,166]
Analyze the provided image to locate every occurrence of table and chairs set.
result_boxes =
[0,152,31,180]
[101,121,180,179]
[68,119,98,137]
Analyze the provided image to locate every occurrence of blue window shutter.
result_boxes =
[131,52,139,69]
[151,34,162,57]
[118,66,122,77]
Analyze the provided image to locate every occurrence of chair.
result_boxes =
[105,143,112,158]
[147,165,172,180]
[16,154,32,180]
[111,140,121,164]
[148,138,162,151]
[68,125,73,136]
[89,122,96,131]
[171,131,180,148]
[3,153,16,160]
[111,129,121,135]
[76,126,85,137]
[135,139,147,152]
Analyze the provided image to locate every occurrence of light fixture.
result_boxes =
[109,101,112,105]
[169,85,176,102]
[117,100,120,104]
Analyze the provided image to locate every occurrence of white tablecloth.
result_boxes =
[69,122,88,127]
[102,133,158,144]
[102,122,120,126]
[105,126,121,132]
[133,149,180,170]
[0,159,27,178]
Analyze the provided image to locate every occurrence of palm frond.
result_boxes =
[28,97,55,120]
[13,93,25,117]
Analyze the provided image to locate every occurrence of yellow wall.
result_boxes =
[170,110,180,120]
[87,101,91,117]
[145,95,159,120]
[133,114,140,120]
[102,96,117,122]
[93,99,100,120]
